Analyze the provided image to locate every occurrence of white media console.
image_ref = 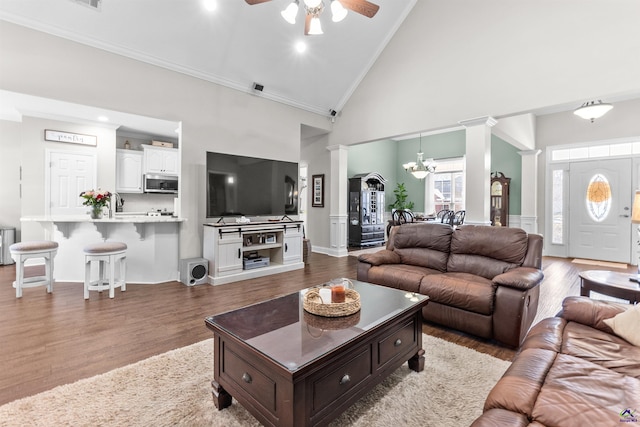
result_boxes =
[203,220,304,285]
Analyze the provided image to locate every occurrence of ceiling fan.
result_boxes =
[245,0,380,35]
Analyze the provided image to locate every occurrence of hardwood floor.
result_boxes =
[0,252,634,405]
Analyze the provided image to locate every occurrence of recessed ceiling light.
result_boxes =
[295,41,307,53]
[98,115,109,122]
[203,0,217,12]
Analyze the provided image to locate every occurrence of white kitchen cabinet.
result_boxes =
[142,145,179,175]
[116,149,143,193]
[203,221,304,285]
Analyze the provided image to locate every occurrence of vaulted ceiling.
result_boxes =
[0,0,416,117]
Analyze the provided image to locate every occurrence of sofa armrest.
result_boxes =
[492,267,543,291]
[357,250,400,266]
[560,296,628,333]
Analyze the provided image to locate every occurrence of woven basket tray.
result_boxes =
[303,288,361,317]
[304,310,361,330]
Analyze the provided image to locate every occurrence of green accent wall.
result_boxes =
[395,130,466,210]
[347,130,522,216]
[347,139,397,208]
[491,135,522,215]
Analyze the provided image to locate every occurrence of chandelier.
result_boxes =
[246,0,379,36]
[573,100,613,123]
[403,134,436,180]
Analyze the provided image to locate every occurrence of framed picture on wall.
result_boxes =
[312,174,324,208]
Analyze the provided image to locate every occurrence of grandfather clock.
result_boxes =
[490,172,510,227]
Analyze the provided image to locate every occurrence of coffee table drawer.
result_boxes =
[311,345,372,411]
[378,318,417,367]
[222,346,276,412]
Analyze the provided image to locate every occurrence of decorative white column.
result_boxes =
[458,116,497,226]
[518,149,541,234]
[423,173,436,215]
[327,144,349,257]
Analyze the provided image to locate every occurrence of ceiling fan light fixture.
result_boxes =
[308,16,323,35]
[303,0,322,8]
[331,0,348,22]
[573,100,613,123]
[281,0,299,24]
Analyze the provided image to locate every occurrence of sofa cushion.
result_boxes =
[483,347,557,417]
[531,353,640,426]
[419,272,495,315]
[603,304,640,347]
[447,226,528,279]
[366,264,440,293]
[470,408,531,427]
[447,254,520,281]
[562,321,640,378]
[392,223,452,271]
[561,296,627,333]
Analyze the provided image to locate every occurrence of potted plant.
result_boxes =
[388,182,414,212]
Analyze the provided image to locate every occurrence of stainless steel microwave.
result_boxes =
[143,174,178,194]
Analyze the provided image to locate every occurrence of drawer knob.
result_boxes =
[242,372,252,384]
[339,374,351,385]
[394,338,402,347]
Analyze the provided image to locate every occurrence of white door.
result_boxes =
[569,158,632,263]
[47,150,97,215]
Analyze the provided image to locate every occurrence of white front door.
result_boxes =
[569,158,632,263]
[47,150,97,215]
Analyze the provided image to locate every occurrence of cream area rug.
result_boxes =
[0,335,510,427]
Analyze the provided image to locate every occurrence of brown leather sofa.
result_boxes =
[357,223,544,348]
[472,296,640,426]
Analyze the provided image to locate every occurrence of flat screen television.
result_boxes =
[206,151,299,218]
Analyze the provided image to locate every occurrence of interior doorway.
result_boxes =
[568,158,632,263]
[46,150,97,215]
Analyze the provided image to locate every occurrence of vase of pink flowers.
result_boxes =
[80,189,112,219]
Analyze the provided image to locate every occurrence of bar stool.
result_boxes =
[9,240,58,298]
[84,242,127,299]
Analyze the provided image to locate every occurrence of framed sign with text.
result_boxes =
[45,129,97,146]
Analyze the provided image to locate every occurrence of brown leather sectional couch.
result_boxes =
[472,296,640,426]
[357,223,544,348]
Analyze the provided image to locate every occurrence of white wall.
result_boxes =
[1,116,117,241]
[301,133,332,251]
[536,97,640,239]
[0,21,331,259]
[331,0,640,145]
[0,120,22,239]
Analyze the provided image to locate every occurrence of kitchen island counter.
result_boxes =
[20,215,185,284]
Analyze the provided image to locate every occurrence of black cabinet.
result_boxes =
[349,173,386,247]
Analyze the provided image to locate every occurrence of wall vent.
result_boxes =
[70,0,102,10]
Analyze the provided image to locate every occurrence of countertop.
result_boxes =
[21,215,184,223]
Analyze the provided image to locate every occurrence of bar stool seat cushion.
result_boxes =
[84,242,127,254]
[10,240,58,253]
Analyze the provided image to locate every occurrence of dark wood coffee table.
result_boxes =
[579,270,640,304]
[204,280,429,427]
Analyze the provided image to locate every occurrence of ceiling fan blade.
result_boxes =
[245,0,272,5]
[304,13,311,36]
[338,0,380,18]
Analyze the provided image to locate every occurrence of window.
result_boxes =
[585,173,612,222]
[551,169,563,244]
[433,157,465,212]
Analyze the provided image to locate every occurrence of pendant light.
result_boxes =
[573,100,613,123]
[403,133,436,180]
